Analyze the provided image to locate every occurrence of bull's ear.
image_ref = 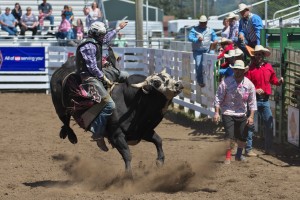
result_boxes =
[131,81,147,88]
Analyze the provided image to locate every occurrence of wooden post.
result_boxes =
[136,0,144,47]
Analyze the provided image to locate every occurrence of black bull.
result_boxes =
[50,56,183,172]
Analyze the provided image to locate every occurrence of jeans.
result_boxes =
[1,26,17,35]
[44,15,54,26]
[89,100,115,139]
[193,49,209,85]
[246,112,256,153]
[246,100,273,152]
[56,30,73,40]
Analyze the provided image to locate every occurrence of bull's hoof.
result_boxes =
[156,159,164,168]
[59,126,68,139]
[68,132,78,144]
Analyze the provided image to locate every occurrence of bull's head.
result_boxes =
[132,69,183,100]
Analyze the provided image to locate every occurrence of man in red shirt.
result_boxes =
[245,45,284,155]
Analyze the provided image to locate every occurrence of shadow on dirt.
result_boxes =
[165,109,300,167]
[165,109,224,139]
[23,180,72,188]
[252,136,300,166]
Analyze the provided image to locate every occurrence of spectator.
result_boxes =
[245,45,284,155]
[237,3,263,56]
[20,7,39,38]
[74,18,84,40]
[0,7,18,35]
[113,32,128,47]
[56,13,72,40]
[217,38,234,59]
[83,6,91,29]
[89,1,102,24]
[11,3,22,29]
[219,48,244,79]
[227,12,239,43]
[62,5,74,24]
[188,15,218,87]
[213,60,257,164]
[38,0,54,30]
[221,18,230,38]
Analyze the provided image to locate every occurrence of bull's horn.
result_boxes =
[161,68,167,73]
[131,81,147,88]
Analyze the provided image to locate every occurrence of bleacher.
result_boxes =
[0,0,97,45]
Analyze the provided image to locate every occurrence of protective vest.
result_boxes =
[191,27,212,51]
[76,38,103,75]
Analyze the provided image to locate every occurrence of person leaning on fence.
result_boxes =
[244,45,284,156]
[38,0,54,30]
[226,12,239,43]
[188,15,218,88]
[76,21,128,151]
[20,7,39,38]
[0,7,18,36]
[237,3,263,56]
[221,18,230,39]
[213,60,257,164]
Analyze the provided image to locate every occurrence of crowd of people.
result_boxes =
[0,0,128,43]
[187,2,284,164]
[211,3,282,164]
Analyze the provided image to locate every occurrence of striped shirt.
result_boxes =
[239,13,263,45]
[214,76,257,116]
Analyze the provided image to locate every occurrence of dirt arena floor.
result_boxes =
[0,93,300,200]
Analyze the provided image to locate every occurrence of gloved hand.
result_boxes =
[102,75,113,87]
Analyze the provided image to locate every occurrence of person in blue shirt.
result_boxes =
[237,3,263,56]
[188,15,218,87]
[0,7,18,35]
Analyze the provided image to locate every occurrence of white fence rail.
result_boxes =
[0,46,217,117]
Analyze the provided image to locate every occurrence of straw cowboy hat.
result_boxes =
[219,37,233,45]
[199,15,208,22]
[252,45,271,57]
[224,48,244,58]
[238,3,251,12]
[231,60,246,69]
[226,12,239,19]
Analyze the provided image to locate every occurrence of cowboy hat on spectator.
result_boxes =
[238,3,251,12]
[252,45,271,57]
[199,15,208,22]
[224,48,244,58]
[231,60,246,69]
[226,12,239,19]
[219,37,233,45]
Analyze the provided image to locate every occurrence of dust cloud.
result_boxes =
[61,141,226,194]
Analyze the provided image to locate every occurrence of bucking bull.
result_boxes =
[50,53,183,173]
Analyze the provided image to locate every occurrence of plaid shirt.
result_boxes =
[79,30,118,79]
[214,76,257,116]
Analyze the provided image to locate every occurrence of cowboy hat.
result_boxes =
[238,3,250,12]
[224,48,244,58]
[231,60,246,69]
[219,37,233,45]
[226,12,239,19]
[252,45,271,57]
[199,15,208,22]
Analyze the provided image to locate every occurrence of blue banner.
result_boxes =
[0,47,45,71]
